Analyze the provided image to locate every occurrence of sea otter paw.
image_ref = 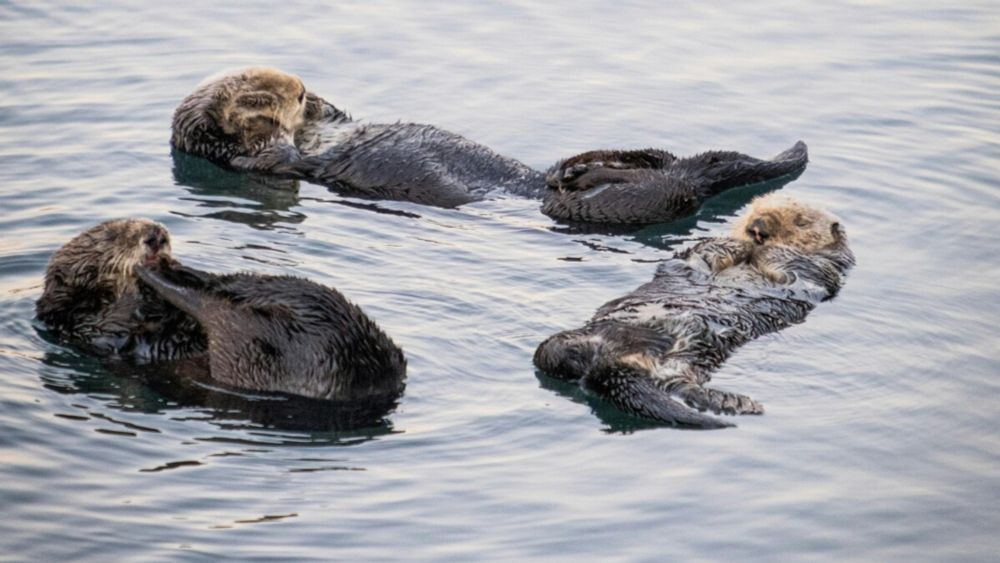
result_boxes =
[551,161,605,186]
[735,395,764,415]
[680,385,763,416]
[687,238,755,273]
[231,142,303,173]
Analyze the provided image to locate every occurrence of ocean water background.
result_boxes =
[1,1,998,560]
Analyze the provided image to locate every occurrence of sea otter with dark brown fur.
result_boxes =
[37,219,406,402]
[36,219,205,360]
[541,142,809,225]
[533,194,855,428]
[171,67,810,224]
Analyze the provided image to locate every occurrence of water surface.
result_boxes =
[1,1,998,560]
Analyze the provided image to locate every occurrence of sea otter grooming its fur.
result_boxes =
[172,67,810,223]
[533,194,854,428]
[37,219,406,402]
[36,219,205,360]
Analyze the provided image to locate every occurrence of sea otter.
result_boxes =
[170,67,310,171]
[36,219,205,360]
[171,67,810,224]
[37,219,406,402]
[533,194,855,428]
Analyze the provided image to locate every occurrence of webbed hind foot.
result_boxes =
[546,149,676,189]
[582,361,734,429]
[668,381,764,415]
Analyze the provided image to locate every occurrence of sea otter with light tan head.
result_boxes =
[171,67,314,171]
[533,193,855,428]
[172,67,810,223]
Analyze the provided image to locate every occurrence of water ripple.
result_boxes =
[1,0,998,560]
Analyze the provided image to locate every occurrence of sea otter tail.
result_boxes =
[582,361,734,429]
[676,140,809,197]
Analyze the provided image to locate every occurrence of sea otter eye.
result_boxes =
[298,90,306,103]
[794,214,811,227]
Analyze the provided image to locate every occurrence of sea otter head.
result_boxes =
[172,67,309,161]
[44,219,174,298]
[731,193,846,253]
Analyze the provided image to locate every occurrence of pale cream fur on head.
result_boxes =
[731,193,845,252]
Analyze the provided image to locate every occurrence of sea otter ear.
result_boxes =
[303,92,326,119]
[830,222,842,239]
[234,91,279,110]
[302,92,347,122]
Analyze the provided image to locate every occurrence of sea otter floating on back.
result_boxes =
[533,193,855,428]
[171,67,810,225]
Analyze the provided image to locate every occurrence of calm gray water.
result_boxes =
[1,1,998,560]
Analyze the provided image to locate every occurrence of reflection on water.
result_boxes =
[298,194,423,220]
[535,372,673,434]
[172,149,422,229]
[38,345,398,444]
[171,150,308,230]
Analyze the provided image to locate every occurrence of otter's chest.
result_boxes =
[296,121,364,155]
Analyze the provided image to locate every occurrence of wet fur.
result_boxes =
[534,194,854,428]
[171,67,310,169]
[292,118,545,206]
[38,219,406,403]
[36,219,206,360]
[173,67,810,224]
[135,264,406,402]
[541,142,809,225]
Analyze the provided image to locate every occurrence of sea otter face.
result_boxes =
[47,219,173,296]
[731,194,845,253]
[173,67,310,160]
[214,67,308,145]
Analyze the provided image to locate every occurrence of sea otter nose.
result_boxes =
[747,218,770,244]
[145,231,169,253]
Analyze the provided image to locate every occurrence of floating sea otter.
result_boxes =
[171,67,810,225]
[533,194,855,428]
[37,219,406,403]
[35,219,204,360]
